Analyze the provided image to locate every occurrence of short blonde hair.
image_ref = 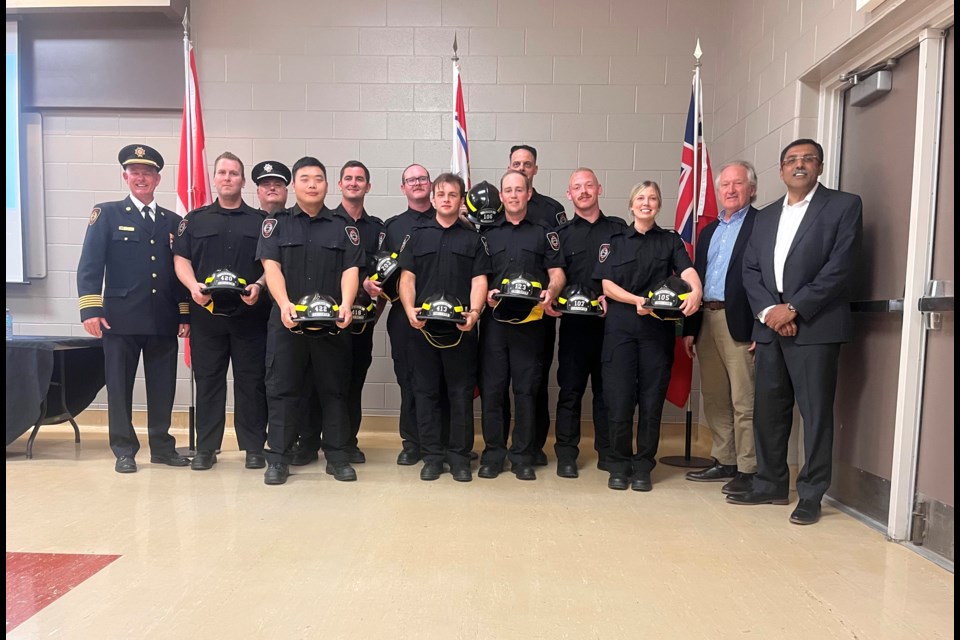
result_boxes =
[628,181,661,207]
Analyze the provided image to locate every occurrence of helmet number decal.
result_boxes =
[346,226,360,246]
[599,243,610,263]
[177,219,187,237]
[546,231,560,252]
[262,218,276,239]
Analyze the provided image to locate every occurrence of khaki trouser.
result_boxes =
[697,308,757,472]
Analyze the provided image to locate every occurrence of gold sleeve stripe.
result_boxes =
[179,303,190,314]
[78,295,103,309]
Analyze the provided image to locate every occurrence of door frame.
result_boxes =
[803,2,952,543]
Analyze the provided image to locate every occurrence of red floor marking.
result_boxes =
[6,552,120,632]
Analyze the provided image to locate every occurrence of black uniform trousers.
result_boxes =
[554,315,610,463]
[602,313,674,476]
[479,312,545,467]
[102,333,178,458]
[532,315,556,453]
[189,306,267,453]
[387,303,420,453]
[752,337,840,503]
[409,329,477,467]
[264,310,351,465]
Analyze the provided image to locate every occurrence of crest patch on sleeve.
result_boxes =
[399,234,411,253]
[261,218,277,238]
[556,211,567,225]
[345,226,360,246]
[599,243,611,263]
[177,220,188,236]
[546,231,560,252]
[377,231,386,250]
[88,208,101,226]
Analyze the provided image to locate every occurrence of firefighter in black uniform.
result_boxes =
[256,156,363,485]
[553,168,627,478]
[380,164,436,466]
[398,173,491,482]
[594,181,702,492]
[173,151,271,471]
[507,144,567,466]
[478,170,565,481]
[77,144,190,473]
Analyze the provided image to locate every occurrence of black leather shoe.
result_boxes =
[396,450,421,466]
[721,472,755,495]
[191,450,217,470]
[531,450,548,466]
[512,463,536,480]
[451,466,472,482]
[478,464,501,479]
[607,473,629,490]
[789,499,822,525]
[150,452,190,467]
[597,458,611,472]
[685,460,737,482]
[115,456,137,474]
[326,463,357,482]
[348,448,366,464]
[420,461,443,481]
[291,449,319,466]
[631,470,653,492]
[245,452,266,469]
[726,490,789,505]
[264,462,289,485]
[556,461,579,478]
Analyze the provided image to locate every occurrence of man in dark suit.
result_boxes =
[727,139,863,525]
[682,161,759,496]
[77,144,191,473]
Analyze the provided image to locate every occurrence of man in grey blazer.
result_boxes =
[727,139,863,525]
[682,160,760,496]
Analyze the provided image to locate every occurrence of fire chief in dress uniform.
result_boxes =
[77,144,191,474]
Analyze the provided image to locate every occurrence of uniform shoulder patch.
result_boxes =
[546,231,560,252]
[345,226,360,246]
[377,231,386,251]
[88,208,102,226]
[177,219,188,237]
[599,243,611,263]
[399,234,411,253]
[556,211,568,226]
[262,218,277,239]
[479,236,490,256]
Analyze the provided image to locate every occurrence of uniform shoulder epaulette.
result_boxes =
[368,214,385,226]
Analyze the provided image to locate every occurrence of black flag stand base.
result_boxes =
[660,408,712,468]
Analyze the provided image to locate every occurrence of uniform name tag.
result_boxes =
[119,226,136,231]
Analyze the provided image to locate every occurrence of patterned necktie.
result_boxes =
[142,205,155,234]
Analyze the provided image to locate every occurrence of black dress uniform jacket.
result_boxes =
[481,215,565,284]
[398,218,492,307]
[527,190,568,229]
[558,211,627,290]
[334,204,385,279]
[78,196,189,333]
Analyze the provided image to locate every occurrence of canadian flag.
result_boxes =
[176,39,212,367]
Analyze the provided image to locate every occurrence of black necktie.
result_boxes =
[143,206,155,234]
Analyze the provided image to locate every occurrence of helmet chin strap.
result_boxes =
[419,327,463,349]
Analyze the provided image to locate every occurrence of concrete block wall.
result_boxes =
[5,0,890,421]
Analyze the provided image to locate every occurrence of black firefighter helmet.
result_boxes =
[415,292,467,348]
[201,268,249,316]
[554,284,602,317]
[368,250,401,302]
[350,290,377,335]
[642,276,692,321]
[492,271,544,324]
[291,293,341,335]
[465,180,503,226]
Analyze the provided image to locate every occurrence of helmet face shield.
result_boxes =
[642,276,691,321]
[465,181,504,226]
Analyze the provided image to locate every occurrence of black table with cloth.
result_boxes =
[5,336,106,457]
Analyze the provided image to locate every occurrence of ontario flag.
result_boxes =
[176,39,212,367]
[666,75,718,408]
[450,56,471,188]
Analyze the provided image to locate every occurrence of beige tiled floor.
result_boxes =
[5,422,954,639]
